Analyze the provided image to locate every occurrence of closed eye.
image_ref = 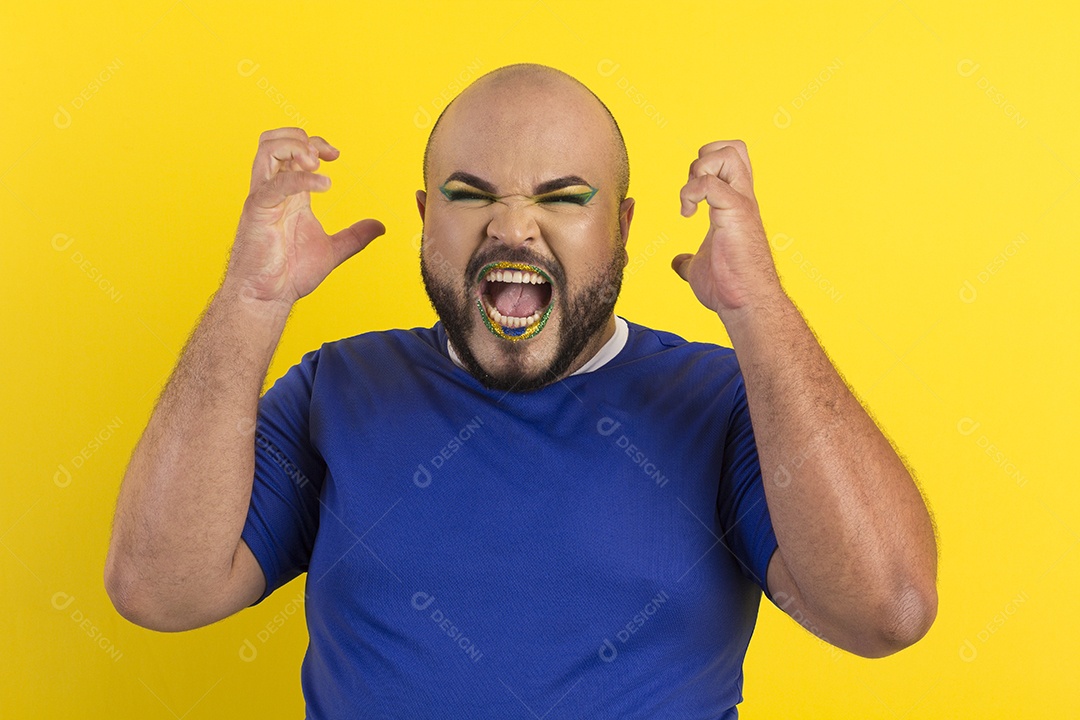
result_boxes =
[441,188,494,202]
[538,191,595,205]
[438,181,598,206]
[536,185,598,205]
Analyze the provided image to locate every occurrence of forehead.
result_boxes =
[430,82,615,189]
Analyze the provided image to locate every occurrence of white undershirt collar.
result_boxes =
[446,315,629,376]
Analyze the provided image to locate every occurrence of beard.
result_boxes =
[420,233,625,393]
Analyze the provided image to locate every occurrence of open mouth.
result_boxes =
[476,261,554,341]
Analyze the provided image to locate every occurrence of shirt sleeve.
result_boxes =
[240,347,325,606]
[717,372,780,602]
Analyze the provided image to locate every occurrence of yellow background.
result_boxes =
[3,1,1076,717]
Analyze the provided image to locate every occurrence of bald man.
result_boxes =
[105,64,938,718]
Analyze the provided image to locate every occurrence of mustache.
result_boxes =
[464,245,566,289]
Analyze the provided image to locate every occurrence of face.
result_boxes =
[417,80,634,392]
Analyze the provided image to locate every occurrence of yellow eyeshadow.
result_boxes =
[534,186,596,201]
[439,181,598,204]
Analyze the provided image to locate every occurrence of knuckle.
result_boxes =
[263,137,297,154]
[258,127,308,143]
[272,171,294,189]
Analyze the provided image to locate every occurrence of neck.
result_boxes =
[558,313,616,379]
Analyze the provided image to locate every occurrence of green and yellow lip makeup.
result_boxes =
[476,261,554,341]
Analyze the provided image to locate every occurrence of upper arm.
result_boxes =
[181,539,267,630]
[764,546,912,658]
[765,546,797,609]
[717,372,779,595]
[111,538,267,632]
[225,538,268,614]
[238,348,325,606]
[175,539,268,630]
[764,549,827,644]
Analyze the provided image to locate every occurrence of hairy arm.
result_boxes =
[728,293,937,658]
[104,289,289,630]
[104,128,384,631]
[673,139,937,658]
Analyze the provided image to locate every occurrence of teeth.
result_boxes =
[484,267,549,285]
[484,302,543,329]
[479,265,550,332]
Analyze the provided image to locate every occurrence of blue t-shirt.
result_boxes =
[241,319,779,719]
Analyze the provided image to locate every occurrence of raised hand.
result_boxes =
[223,127,386,308]
[671,140,782,318]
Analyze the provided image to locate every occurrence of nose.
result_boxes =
[486,198,540,248]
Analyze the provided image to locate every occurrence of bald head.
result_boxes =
[422,63,630,203]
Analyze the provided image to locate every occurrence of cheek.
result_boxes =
[423,213,483,274]
[548,215,620,270]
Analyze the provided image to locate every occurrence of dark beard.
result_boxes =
[420,237,624,393]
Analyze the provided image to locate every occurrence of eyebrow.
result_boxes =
[442,171,594,196]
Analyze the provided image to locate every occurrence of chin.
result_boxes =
[421,242,622,393]
[460,314,568,391]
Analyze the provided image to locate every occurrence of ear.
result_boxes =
[415,189,427,221]
[618,197,635,267]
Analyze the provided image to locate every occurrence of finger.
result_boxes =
[306,135,340,160]
[258,127,310,143]
[251,138,323,195]
[328,218,387,266]
[697,139,753,184]
[671,253,694,282]
[258,130,339,161]
[250,170,331,209]
[688,145,753,196]
[680,174,745,217]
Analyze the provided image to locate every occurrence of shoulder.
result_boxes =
[621,318,740,375]
[278,324,448,395]
[317,323,444,363]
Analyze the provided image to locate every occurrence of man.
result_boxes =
[105,63,938,718]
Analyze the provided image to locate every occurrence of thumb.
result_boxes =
[671,253,694,282]
[329,218,386,266]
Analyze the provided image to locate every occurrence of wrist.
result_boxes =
[717,287,795,344]
[214,280,294,330]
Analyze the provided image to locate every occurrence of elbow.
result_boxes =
[104,556,185,633]
[854,582,938,658]
[104,556,153,630]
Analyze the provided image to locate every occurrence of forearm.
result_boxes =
[105,285,290,612]
[721,292,937,644]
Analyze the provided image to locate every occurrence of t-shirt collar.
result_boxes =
[445,315,629,376]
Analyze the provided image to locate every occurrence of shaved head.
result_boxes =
[423,63,630,203]
[416,62,636,392]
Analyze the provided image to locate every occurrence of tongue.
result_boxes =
[491,282,547,318]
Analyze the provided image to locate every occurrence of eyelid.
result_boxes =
[439,183,494,201]
[536,186,598,203]
[438,181,598,204]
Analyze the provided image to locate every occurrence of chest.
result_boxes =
[305,380,753,656]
